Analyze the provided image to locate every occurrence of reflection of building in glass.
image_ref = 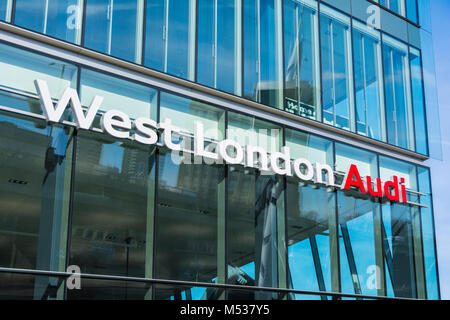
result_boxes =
[0,0,440,301]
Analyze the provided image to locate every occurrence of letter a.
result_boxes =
[342,164,366,193]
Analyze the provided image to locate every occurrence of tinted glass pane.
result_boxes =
[67,278,150,300]
[144,0,195,80]
[353,20,385,142]
[418,167,439,300]
[243,0,283,109]
[84,0,144,62]
[0,114,72,272]
[70,131,156,278]
[284,0,320,121]
[0,273,65,300]
[0,43,77,105]
[197,0,240,95]
[410,48,428,155]
[14,0,83,44]
[320,5,354,131]
[80,68,157,120]
[285,129,335,298]
[379,156,417,298]
[154,285,211,300]
[154,93,225,285]
[227,113,285,298]
[383,35,414,151]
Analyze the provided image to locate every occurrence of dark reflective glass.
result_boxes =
[0,273,65,300]
[380,0,406,16]
[154,153,222,283]
[0,0,11,21]
[67,278,150,300]
[226,112,285,299]
[69,131,156,278]
[0,113,72,273]
[406,0,419,23]
[154,284,211,300]
[14,0,83,44]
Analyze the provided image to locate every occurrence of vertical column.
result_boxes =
[412,205,426,299]
[135,0,145,64]
[34,127,74,300]
[188,0,197,81]
[328,142,340,294]
[274,0,284,110]
[235,0,242,96]
[217,112,226,300]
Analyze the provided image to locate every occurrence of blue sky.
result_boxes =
[427,0,450,300]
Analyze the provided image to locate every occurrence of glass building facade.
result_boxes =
[0,0,440,300]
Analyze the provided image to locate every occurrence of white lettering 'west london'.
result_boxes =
[34,79,409,200]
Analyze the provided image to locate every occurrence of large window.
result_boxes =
[154,92,225,300]
[383,35,414,151]
[335,144,383,297]
[285,129,336,299]
[0,113,73,299]
[379,156,418,298]
[283,0,320,121]
[14,0,83,44]
[84,0,144,63]
[144,0,196,81]
[197,0,241,95]
[320,5,354,131]
[243,0,283,109]
[353,20,386,142]
[227,112,285,300]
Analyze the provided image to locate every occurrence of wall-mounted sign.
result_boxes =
[35,79,408,204]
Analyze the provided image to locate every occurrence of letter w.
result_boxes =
[35,79,103,130]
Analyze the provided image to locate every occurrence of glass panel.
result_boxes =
[243,0,283,109]
[379,156,417,298]
[283,0,320,121]
[154,93,225,286]
[79,68,158,120]
[335,144,383,297]
[0,273,65,300]
[0,114,72,272]
[383,35,414,151]
[285,129,335,298]
[320,5,354,131]
[144,0,196,81]
[84,0,144,63]
[226,288,280,300]
[380,0,406,16]
[0,43,77,104]
[417,167,439,300]
[353,20,386,142]
[69,130,156,278]
[14,0,83,44]
[197,0,241,95]
[410,47,428,155]
[154,152,222,283]
[67,278,150,300]
[227,112,284,298]
[406,0,418,24]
